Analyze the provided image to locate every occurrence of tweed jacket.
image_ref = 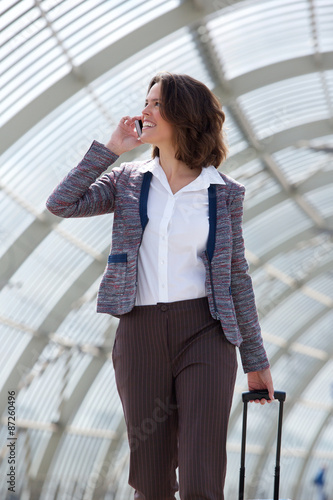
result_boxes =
[46,140,269,373]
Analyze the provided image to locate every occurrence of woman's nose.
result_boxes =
[142,104,150,115]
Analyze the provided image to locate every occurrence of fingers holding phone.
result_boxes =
[106,115,143,155]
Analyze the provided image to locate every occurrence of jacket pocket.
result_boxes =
[108,253,127,264]
[101,253,128,296]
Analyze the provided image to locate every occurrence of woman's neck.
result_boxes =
[157,145,201,195]
[158,145,196,181]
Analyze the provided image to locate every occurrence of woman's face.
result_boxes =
[140,82,174,148]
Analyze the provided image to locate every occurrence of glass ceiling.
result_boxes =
[0,1,332,499]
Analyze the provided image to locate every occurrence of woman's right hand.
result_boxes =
[105,115,144,156]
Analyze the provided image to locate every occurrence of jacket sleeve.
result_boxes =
[46,140,120,218]
[229,187,270,374]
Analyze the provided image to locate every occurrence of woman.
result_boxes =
[46,73,274,500]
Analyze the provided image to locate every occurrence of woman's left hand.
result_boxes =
[247,368,274,405]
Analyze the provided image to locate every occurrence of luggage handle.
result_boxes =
[239,390,286,500]
[242,389,286,403]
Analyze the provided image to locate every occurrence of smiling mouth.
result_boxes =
[142,122,156,129]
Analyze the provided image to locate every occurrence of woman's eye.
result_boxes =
[143,101,160,107]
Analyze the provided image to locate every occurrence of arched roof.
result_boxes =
[0,1,332,498]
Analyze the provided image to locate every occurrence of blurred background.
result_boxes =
[0,0,332,499]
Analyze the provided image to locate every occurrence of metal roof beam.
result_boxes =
[219,119,333,174]
[219,52,333,102]
[257,259,333,321]
[0,0,203,154]
[0,210,57,291]
[29,353,108,496]
[267,309,332,369]
[1,37,332,153]
[248,224,333,272]
[242,171,333,223]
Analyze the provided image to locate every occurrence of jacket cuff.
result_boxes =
[239,341,270,374]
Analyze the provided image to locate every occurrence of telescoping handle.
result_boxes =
[242,389,286,403]
[239,390,286,500]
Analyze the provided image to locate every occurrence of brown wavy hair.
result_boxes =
[147,73,228,169]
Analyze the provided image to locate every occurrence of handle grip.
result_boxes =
[242,389,286,403]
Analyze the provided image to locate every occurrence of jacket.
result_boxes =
[46,140,269,373]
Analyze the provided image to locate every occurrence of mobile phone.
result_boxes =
[135,119,143,137]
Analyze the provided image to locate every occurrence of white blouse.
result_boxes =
[135,156,225,305]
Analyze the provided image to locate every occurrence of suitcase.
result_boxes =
[238,389,290,500]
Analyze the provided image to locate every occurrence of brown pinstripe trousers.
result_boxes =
[112,297,237,500]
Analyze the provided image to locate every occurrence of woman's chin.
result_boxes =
[140,134,153,145]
